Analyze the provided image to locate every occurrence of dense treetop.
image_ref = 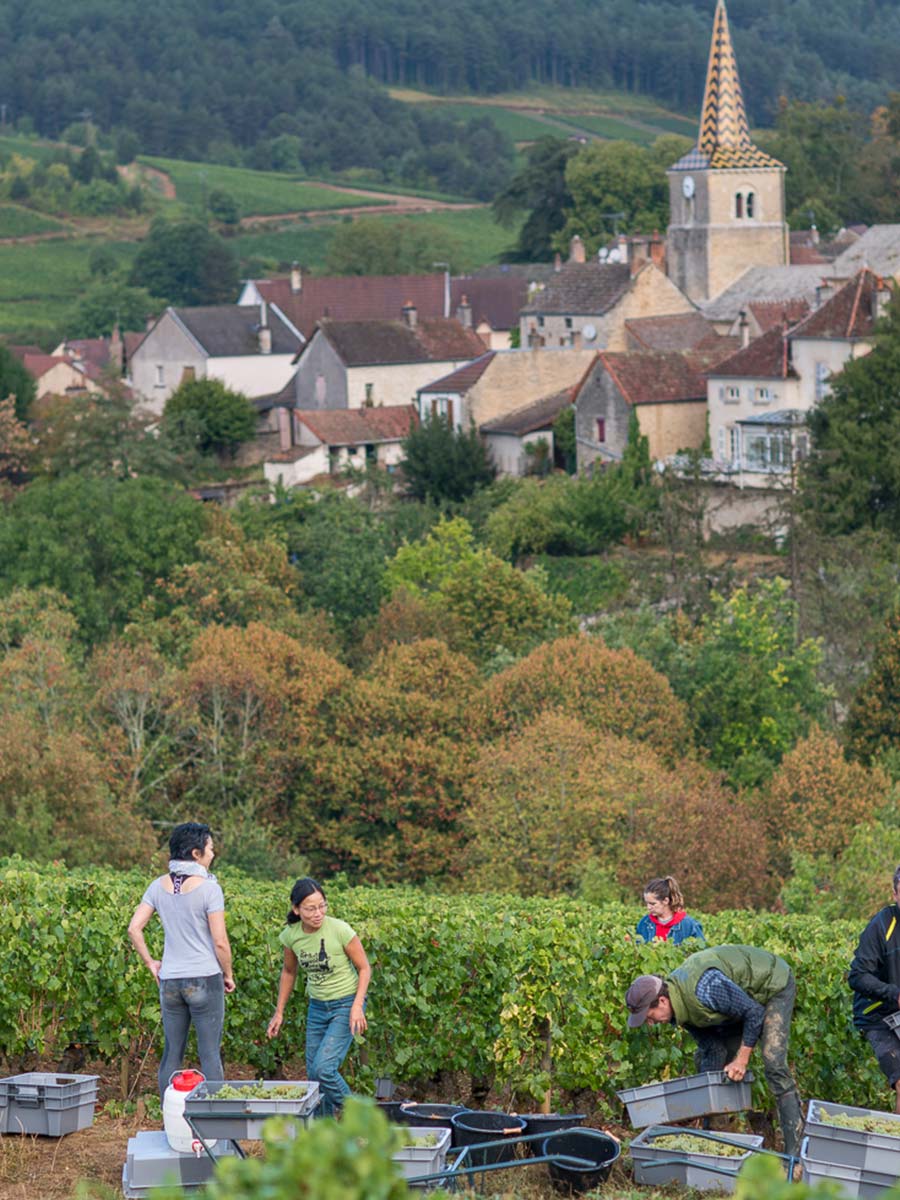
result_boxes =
[2,0,899,167]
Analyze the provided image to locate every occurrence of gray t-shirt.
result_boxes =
[141,876,225,980]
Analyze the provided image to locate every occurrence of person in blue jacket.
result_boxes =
[636,876,705,945]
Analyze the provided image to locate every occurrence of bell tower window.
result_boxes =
[735,193,744,219]
[746,192,755,218]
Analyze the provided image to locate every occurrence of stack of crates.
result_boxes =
[0,1072,99,1136]
[802,1100,900,1198]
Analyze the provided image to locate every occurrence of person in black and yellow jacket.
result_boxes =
[849,867,900,1111]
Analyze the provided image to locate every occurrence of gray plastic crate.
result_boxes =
[801,1136,900,1199]
[123,1131,238,1196]
[183,1079,319,1140]
[0,1072,99,1136]
[617,1071,754,1129]
[804,1100,900,1174]
[393,1125,452,1184]
[630,1126,764,1192]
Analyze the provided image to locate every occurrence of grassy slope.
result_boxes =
[140,156,389,215]
[235,207,519,275]
[0,205,69,237]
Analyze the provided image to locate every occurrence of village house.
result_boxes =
[417,346,596,436]
[130,303,303,415]
[278,307,486,412]
[706,269,892,486]
[264,404,417,490]
[520,237,693,351]
[575,348,730,471]
[9,345,107,400]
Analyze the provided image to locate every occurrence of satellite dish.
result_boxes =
[583,323,597,342]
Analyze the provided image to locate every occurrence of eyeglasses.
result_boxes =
[299,902,327,916]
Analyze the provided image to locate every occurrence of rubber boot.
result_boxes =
[776,1088,803,1158]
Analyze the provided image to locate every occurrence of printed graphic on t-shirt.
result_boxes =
[297,938,332,978]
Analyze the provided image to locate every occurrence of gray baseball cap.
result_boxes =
[625,975,664,1027]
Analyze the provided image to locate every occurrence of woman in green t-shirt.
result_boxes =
[266,877,371,1117]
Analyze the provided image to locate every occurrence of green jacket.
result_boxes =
[667,945,792,1028]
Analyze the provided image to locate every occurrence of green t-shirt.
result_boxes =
[279,915,359,1001]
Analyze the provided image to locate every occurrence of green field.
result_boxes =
[0,134,66,164]
[553,113,659,145]
[418,101,565,143]
[0,237,138,336]
[0,204,69,237]
[140,156,389,216]
[234,206,518,276]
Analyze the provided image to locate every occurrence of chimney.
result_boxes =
[874,274,892,321]
[650,231,666,271]
[258,324,272,354]
[810,225,819,246]
[290,262,302,294]
[738,309,750,349]
[572,330,582,350]
[553,252,562,273]
[259,299,268,327]
[814,282,834,309]
[278,405,293,450]
[569,235,586,264]
[456,294,472,328]
[402,300,417,328]
[110,323,123,373]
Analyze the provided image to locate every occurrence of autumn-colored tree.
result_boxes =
[355,589,470,665]
[174,622,349,816]
[760,725,891,875]
[618,761,775,911]
[0,714,157,867]
[845,609,900,765]
[482,634,693,764]
[296,661,482,884]
[463,712,686,895]
[87,637,178,804]
[136,519,339,660]
[0,397,33,492]
[0,586,78,653]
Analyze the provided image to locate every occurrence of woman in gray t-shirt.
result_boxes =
[128,822,235,1098]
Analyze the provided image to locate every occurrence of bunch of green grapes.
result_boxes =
[212,1083,308,1100]
[819,1110,900,1136]
[649,1134,747,1158]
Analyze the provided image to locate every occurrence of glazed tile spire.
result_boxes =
[699,0,751,157]
[672,0,782,171]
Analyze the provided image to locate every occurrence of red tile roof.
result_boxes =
[254,274,446,340]
[747,299,811,332]
[418,351,496,394]
[625,311,719,352]
[790,245,829,266]
[707,327,797,379]
[450,277,527,331]
[597,350,720,406]
[318,317,486,366]
[295,404,418,446]
[790,268,891,340]
[480,388,573,434]
[22,353,76,379]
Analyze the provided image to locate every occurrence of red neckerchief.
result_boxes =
[649,910,686,941]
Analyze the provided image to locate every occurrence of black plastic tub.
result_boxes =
[542,1128,620,1194]
[376,1100,409,1125]
[397,1102,469,1134]
[518,1113,587,1155]
[450,1109,527,1166]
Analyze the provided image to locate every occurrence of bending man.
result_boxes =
[624,944,802,1156]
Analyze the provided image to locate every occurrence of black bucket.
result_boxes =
[542,1128,620,1194]
[450,1109,527,1166]
[397,1102,469,1134]
[518,1113,587,1156]
[376,1099,409,1124]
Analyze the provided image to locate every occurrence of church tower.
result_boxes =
[666,0,787,303]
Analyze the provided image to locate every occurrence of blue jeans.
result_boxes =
[158,974,225,1100]
[306,996,357,1117]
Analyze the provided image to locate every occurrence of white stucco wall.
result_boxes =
[345,360,478,409]
[789,337,873,411]
[206,354,298,399]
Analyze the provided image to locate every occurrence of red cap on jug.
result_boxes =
[171,1070,205,1091]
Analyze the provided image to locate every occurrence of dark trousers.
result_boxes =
[687,973,803,1157]
[158,973,225,1100]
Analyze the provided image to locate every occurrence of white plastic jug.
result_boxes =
[163,1069,217,1155]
